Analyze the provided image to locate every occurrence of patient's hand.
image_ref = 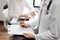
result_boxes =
[19,11,36,19]
[19,14,31,19]
[20,21,31,28]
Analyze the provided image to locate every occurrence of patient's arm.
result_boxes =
[19,0,36,18]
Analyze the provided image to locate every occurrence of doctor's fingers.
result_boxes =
[20,23,29,28]
[23,33,31,38]
[23,33,35,38]
[20,21,24,24]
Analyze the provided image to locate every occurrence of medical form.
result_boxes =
[8,25,35,35]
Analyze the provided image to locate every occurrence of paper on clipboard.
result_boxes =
[8,25,35,35]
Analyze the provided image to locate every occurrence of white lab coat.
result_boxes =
[8,0,34,18]
[28,0,59,40]
[53,0,60,40]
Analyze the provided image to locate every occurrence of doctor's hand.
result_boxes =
[23,33,35,39]
[20,22,31,28]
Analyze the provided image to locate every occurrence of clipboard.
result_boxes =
[8,25,35,35]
